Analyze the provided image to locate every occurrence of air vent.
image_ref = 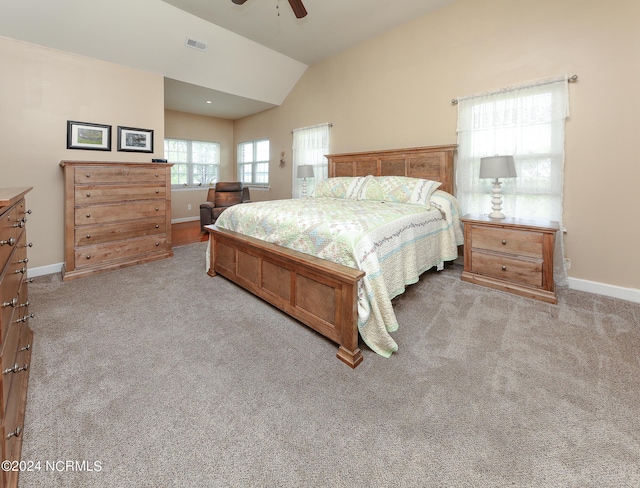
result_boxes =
[185,37,207,51]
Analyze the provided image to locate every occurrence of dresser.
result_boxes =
[461,214,560,304]
[0,187,34,488]
[60,162,173,281]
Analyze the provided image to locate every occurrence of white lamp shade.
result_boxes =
[297,165,314,178]
[479,156,517,179]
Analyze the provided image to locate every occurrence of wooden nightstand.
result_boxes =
[460,214,560,304]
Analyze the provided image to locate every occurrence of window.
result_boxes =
[292,123,331,198]
[164,139,220,187]
[456,76,569,284]
[237,139,269,187]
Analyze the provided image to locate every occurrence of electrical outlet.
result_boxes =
[187,204,192,211]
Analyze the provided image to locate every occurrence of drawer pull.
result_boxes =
[501,265,507,271]
[13,220,25,228]
[16,313,34,323]
[3,363,28,375]
[0,237,16,246]
[155,189,160,193]
[86,173,91,178]
[19,344,31,352]
[86,192,91,197]
[155,224,159,229]
[23,241,33,248]
[2,298,18,308]
[155,207,159,211]
[86,234,91,239]
[26,209,32,215]
[6,426,21,440]
[86,213,91,218]
[14,267,27,274]
[501,240,507,245]
[155,173,159,177]
[86,255,91,260]
[19,257,29,264]
[19,300,30,308]
[156,242,160,246]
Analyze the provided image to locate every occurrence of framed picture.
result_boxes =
[67,121,111,151]
[117,126,154,153]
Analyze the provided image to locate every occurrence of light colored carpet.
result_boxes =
[19,242,640,487]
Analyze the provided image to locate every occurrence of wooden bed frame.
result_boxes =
[206,144,456,368]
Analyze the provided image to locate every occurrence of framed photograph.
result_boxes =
[67,121,111,151]
[117,126,154,153]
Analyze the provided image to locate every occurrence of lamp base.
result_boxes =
[488,178,506,219]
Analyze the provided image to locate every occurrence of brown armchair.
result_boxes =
[199,182,250,231]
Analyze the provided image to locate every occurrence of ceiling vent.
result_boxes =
[185,37,207,52]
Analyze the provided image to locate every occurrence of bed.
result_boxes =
[206,145,461,368]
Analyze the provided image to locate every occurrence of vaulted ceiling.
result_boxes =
[0,0,456,119]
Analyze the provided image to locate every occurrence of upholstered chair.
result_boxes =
[199,182,250,231]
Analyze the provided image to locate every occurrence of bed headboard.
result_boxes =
[325,144,457,195]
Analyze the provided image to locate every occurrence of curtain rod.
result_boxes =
[292,122,332,134]
[451,75,578,105]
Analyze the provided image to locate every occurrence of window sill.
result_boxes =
[171,186,213,192]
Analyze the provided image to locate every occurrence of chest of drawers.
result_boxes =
[461,215,560,304]
[61,162,173,281]
[0,187,34,488]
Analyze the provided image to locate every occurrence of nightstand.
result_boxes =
[460,214,560,304]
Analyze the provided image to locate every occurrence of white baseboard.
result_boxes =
[567,277,640,304]
[171,217,199,224]
[28,262,63,279]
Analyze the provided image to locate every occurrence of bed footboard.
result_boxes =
[206,225,366,368]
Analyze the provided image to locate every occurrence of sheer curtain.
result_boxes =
[456,76,570,285]
[292,123,331,198]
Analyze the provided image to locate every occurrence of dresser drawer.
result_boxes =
[0,206,19,267]
[75,201,166,226]
[1,319,22,413]
[3,346,30,464]
[75,220,166,247]
[1,237,26,342]
[75,184,166,205]
[472,251,543,288]
[74,165,167,184]
[471,226,543,259]
[74,234,168,269]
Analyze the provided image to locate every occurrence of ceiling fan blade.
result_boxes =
[288,0,307,19]
[231,0,247,5]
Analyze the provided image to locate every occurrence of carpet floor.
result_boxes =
[18,242,640,487]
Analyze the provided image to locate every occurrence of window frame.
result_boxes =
[164,138,220,188]
[237,139,270,188]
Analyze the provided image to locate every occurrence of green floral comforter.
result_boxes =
[213,191,463,358]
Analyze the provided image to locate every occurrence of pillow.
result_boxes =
[313,176,368,200]
[358,176,442,209]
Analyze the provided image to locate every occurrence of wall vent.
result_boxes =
[185,37,207,51]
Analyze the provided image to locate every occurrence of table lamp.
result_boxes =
[479,155,517,219]
[297,165,314,197]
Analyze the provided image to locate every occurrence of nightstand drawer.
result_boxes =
[471,226,543,258]
[472,251,542,287]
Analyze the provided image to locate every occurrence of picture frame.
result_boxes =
[67,121,111,151]
[117,126,154,153]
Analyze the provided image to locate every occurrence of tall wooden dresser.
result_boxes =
[0,187,34,488]
[60,161,173,281]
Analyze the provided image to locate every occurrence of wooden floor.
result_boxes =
[171,220,208,247]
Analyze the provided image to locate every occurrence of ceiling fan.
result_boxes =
[231,0,308,19]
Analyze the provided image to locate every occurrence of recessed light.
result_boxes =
[205,100,212,104]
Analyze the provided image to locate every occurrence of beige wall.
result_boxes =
[0,36,165,269]
[232,0,640,290]
[164,110,234,220]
